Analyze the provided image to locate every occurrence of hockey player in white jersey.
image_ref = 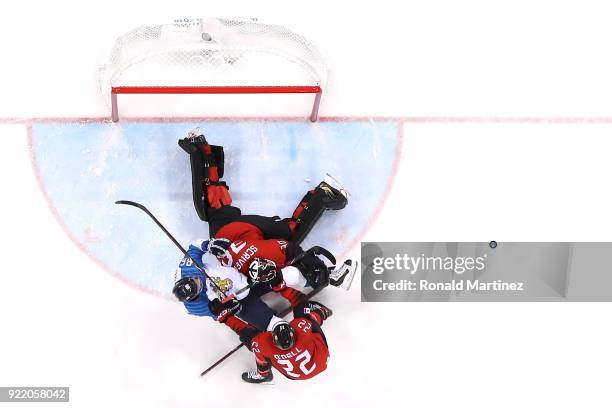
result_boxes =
[172,239,286,333]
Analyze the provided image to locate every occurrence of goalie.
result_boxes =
[178,127,357,292]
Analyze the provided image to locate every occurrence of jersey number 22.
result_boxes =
[277,350,316,378]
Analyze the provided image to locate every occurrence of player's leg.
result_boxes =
[287,247,358,291]
[237,290,286,332]
[234,214,293,240]
[178,128,288,240]
[285,175,349,245]
[178,127,233,222]
[220,175,349,242]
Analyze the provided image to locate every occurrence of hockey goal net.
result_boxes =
[99,17,327,121]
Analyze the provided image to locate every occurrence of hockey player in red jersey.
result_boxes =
[184,267,334,383]
[235,273,333,383]
[178,127,357,291]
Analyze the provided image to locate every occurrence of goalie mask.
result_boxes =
[247,258,277,282]
[173,277,203,301]
[272,321,296,350]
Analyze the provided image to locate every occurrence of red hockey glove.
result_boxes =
[209,298,242,323]
[294,300,332,324]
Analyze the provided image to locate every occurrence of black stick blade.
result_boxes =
[116,200,144,208]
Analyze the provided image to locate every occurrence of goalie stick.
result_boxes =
[199,284,325,377]
[115,200,247,302]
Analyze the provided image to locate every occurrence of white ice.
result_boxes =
[2,2,612,408]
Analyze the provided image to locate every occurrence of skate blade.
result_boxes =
[187,127,204,138]
[244,380,276,385]
[324,173,350,199]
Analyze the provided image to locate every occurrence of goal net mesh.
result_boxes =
[99,17,327,100]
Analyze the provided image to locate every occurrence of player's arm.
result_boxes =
[276,286,306,308]
[293,301,333,326]
[247,333,273,378]
[178,128,230,220]
[208,297,245,334]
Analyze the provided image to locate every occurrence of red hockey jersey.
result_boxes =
[250,315,329,380]
[214,222,289,274]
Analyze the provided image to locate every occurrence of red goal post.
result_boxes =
[100,18,327,122]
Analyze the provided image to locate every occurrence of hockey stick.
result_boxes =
[115,200,232,300]
[199,285,325,377]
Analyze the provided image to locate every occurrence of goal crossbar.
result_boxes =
[110,85,323,122]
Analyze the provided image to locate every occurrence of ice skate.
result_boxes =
[178,127,208,154]
[318,174,349,210]
[241,370,274,384]
[329,259,358,291]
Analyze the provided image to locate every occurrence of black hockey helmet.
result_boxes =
[173,277,202,301]
[272,322,296,350]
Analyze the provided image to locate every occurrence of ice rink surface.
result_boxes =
[30,120,400,295]
[2,1,612,407]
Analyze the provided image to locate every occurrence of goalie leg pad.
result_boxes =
[287,185,336,244]
[287,189,324,245]
[287,181,348,244]
[180,138,229,221]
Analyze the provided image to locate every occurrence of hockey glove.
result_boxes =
[209,238,231,258]
[239,326,262,350]
[294,300,333,322]
[209,297,242,323]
